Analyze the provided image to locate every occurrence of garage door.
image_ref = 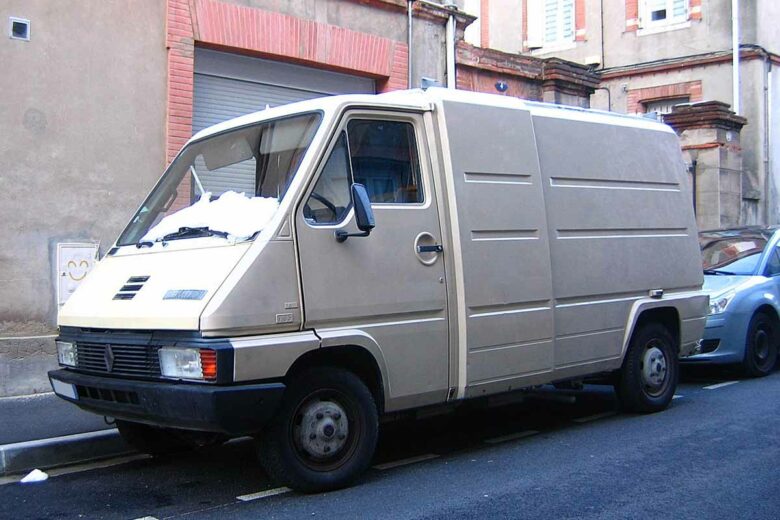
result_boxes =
[193,48,376,195]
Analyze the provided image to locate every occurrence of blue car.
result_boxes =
[683,227,780,377]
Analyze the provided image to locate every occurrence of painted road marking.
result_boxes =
[673,394,683,399]
[572,411,617,423]
[703,381,740,390]
[484,430,540,445]
[373,453,439,470]
[236,487,292,502]
[0,454,150,486]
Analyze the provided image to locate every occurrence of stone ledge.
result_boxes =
[664,101,747,132]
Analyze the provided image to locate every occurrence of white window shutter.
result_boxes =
[561,0,574,40]
[526,0,544,49]
[672,0,688,20]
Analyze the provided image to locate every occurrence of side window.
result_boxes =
[347,120,423,204]
[765,247,780,276]
[304,132,352,224]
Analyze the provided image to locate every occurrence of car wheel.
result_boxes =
[257,368,379,493]
[115,420,200,456]
[741,312,778,378]
[615,322,678,413]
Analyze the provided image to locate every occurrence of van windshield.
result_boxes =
[117,112,322,247]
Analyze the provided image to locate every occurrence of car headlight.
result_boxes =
[56,340,77,367]
[158,347,217,380]
[709,290,736,315]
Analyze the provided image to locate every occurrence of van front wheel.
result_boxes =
[257,368,378,493]
[616,323,678,413]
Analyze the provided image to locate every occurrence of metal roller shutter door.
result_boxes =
[192,48,375,194]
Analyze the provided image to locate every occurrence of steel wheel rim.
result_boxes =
[640,341,669,398]
[290,389,360,472]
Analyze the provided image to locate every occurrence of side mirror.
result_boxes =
[335,183,375,242]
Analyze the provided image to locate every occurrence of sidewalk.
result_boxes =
[0,392,131,476]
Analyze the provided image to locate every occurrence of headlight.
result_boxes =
[158,347,217,380]
[56,340,77,367]
[709,290,736,315]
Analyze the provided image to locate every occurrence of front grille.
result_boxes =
[76,385,140,405]
[75,342,162,378]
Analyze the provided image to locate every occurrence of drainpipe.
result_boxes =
[732,0,740,114]
[764,56,773,222]
[408,0,415,89]
[444,1,457,89]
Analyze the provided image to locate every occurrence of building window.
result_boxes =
[640,0,688,28]
[643,96,690,115]
[526,0,575,50]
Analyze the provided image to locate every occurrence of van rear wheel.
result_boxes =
[257,368,378,493]
[615,323,678,413]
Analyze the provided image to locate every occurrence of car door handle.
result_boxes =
[417,244,443,253]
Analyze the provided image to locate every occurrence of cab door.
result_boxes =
[295,111,449,410]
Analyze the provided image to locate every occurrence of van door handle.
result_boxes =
[417,244,443,253]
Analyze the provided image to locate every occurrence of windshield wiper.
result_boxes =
[158,226,229,242]
[704,268,738,275]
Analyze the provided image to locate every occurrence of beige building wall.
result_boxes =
[0,0,167,395]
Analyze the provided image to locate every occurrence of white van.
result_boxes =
[50,88,707,492]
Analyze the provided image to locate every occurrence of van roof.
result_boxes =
[189,87,673,144]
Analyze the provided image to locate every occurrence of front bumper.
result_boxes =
[49,369,285,435]
[681,312,748,365]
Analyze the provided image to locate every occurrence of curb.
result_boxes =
[0,429,132,476]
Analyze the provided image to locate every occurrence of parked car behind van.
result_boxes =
[685,227,780,377]
[49,88,708,492]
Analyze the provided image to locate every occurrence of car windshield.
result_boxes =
[117,112,322,247]
[699,233,768,275]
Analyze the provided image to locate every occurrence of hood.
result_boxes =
[58,243,251,330]
[702,274,760,296]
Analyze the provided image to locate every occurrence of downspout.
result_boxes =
[445,1,457,89]
[599,0,605,69]
[764,56,773,222]
[732,0,740,114]
[408,0,415,89]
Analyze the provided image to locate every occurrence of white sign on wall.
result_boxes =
[57,242,100,306]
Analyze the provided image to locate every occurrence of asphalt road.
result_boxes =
[2,367,779,520]
[0,392,111,445]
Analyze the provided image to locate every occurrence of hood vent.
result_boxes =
[113,276,150,300]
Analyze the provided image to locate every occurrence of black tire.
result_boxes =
[615,322,678,413]
[115,420,202,456]
[741,312,778,378]
[257,368,379,493]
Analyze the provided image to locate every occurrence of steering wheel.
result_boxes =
[307,192,339,219]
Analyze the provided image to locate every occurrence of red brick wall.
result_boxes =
[690,0,702,21]
[166,0,196,163]
[625,0,639,32]
[626,80,703,114]
[481,0,490,47]
[457,66,542,100]
[575,0,586,41]
[521,0,528,51]
[165,0,408,163]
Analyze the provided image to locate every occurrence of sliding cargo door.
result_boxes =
[440,101,555,398]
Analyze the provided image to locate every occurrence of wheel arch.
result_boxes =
[286,343,387,414]
[622,303,681,356]
[753,303,780,324]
